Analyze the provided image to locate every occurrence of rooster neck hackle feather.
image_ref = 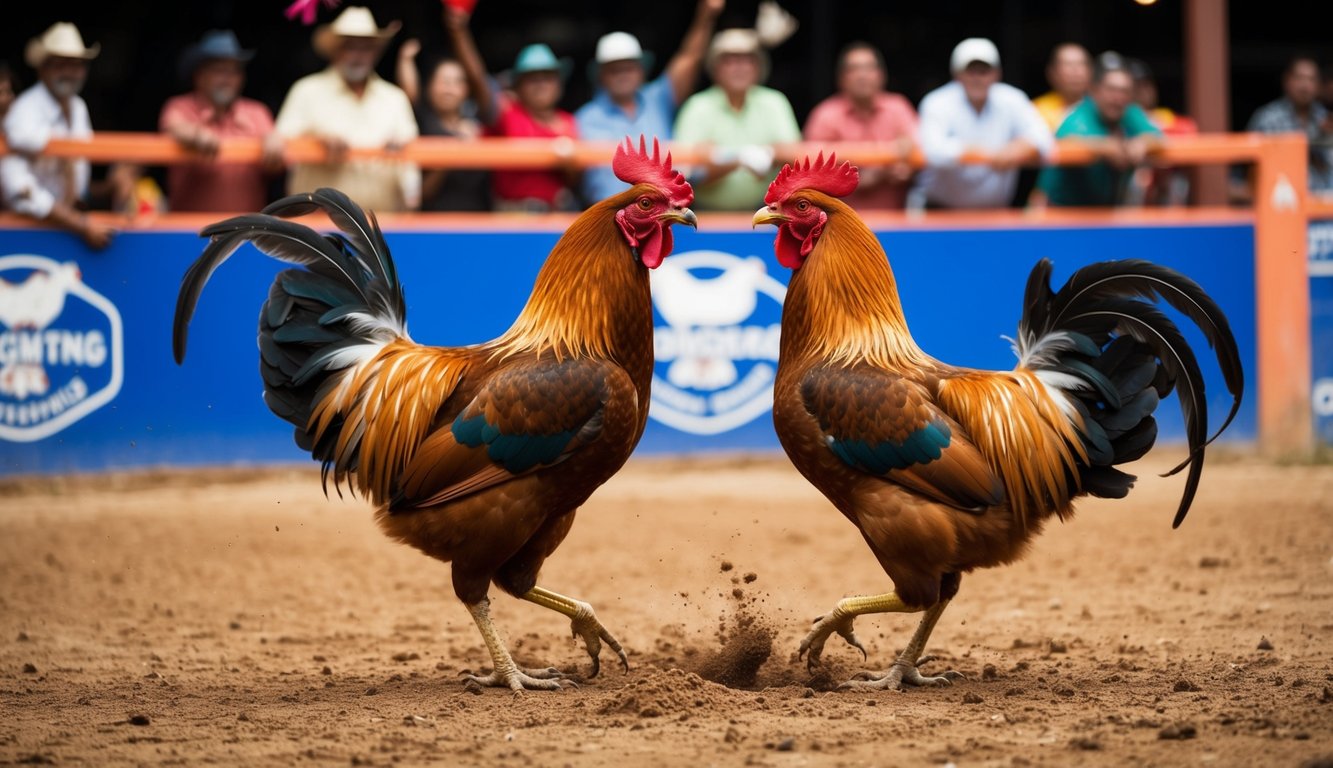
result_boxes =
[781,195,930,370]
[495,187,653,368]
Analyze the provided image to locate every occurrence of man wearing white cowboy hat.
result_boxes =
[273,6,420,212]
[159,30,280,212]
[673,26,801,211]
[444,6,580,211]
[574,0,725,203]
[1,22,115,249]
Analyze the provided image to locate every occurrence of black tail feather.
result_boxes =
[173,189,407,465]
[1016,258,1244,527]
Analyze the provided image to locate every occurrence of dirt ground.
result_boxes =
[1,451,1331,767]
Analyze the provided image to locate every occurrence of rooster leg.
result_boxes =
[839,599,963,690]
[798,592,915,672]
[463,597,566,692]
[522,586,628,679]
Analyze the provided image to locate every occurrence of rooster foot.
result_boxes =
[567,600,629,679]
[798,610,867,672]
[463,664,573,692]
[837,659,962,691]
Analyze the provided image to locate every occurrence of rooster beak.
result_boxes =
[752,206,787,229]
[659,208,698,229]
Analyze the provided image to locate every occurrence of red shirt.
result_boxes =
[485,97,578,207]
[804,92,919,209]
[159,93,275,212]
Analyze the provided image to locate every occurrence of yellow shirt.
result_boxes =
[275,68,420,212]
[1032,91,1077,131]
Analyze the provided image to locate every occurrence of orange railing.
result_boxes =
[0,132,1322,454]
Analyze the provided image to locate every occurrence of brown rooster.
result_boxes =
[754,154,1242,690]
[173,138,696,691]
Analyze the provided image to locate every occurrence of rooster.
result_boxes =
[173,137,696,691]
[753,154,1242,690]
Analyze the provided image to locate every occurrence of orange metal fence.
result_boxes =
[0,132,1324,455]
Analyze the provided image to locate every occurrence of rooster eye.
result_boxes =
[796,200,810,212]
[638,197,653,210]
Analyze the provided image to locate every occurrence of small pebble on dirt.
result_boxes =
[1174,679,1200,692]
[963,692,984,704]
[720,561,733,572]
[16,632,29,642]
[1069,737,1101,751]
[321,666,332,675]
[743,573,757,583]
[775,738,795,752]
[1158,723,1198,740]
[128,714,151,726]
[22,663,37,674]
[982,664,998,680]
[1048,640,1068,654]
[364,686,378,696]
[391,651,420,662]
[1257,637,1274,651]
[1199,556,1227,568]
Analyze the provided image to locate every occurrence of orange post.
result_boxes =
[1252,134,1312,454]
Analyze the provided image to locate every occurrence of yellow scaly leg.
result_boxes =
[522,586,628,679]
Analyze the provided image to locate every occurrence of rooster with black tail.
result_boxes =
[754,153,1243,690]
[174,137,696,691]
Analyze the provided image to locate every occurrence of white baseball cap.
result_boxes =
[950,37,1000,74]
[595,32,646,65]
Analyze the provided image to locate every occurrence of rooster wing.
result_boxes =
[800,366,1004,512]
[393,358,632,510]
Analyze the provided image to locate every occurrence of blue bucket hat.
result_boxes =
[511,43,572,82]
[178,30,254,82]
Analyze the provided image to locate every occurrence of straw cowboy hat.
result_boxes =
[25,22,100,69]
[312,6,401,59]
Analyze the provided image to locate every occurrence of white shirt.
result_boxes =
[1,83,93,218]
[275,68,420,212]
[915,81,1053,208]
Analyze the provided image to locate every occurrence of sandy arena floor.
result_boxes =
[1,452,1331,767]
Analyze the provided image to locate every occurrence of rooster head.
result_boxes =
[753,152,859,269]
[612,135,697,269]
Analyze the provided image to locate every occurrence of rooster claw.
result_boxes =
[798,610,867,672]
[567,600,629,679]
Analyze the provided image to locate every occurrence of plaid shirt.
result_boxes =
[1247,98,1333,192]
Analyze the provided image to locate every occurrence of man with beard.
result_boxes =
[273,6,419,212]
[159,30,280,212]
[1,22,115,249]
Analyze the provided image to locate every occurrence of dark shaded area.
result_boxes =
[2,2,1325,141]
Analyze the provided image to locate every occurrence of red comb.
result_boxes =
[764,152,859,205]
[613,136,693,208]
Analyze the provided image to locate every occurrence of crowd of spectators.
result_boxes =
[2,7,1332,249]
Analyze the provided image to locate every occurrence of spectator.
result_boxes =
[913,38,1053,209]
[0,61,19,124]
[673,28,801,211]
[0,23,115,249]
[1244,55,1332,196]
[804,41,918,210]
[1127,57,1196,206]
[1038,52,1163,207]
[396,35,489,211]
[447,9,580,212]
[575,0,725,203]
[1032,43,1091,131]
[159,30,279,212]
[273,6,419,212]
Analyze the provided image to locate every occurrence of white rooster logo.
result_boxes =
[651,255,768,390]
[0,262,81,399]
[648,250,787,436]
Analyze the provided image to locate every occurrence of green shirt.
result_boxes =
[1039,99,1161,206]
[673,85,802,211]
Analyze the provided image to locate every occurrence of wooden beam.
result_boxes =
[1185,0,1231,205]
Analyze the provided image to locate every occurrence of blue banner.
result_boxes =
[0,220,1257,475]
[1310,219,1333,446]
